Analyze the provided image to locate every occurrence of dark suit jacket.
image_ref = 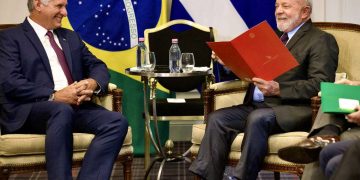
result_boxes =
[0,19,110,132]
[243,20,339,131]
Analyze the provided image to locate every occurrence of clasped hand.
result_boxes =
[252,77,280,96]
[53,78,98,105]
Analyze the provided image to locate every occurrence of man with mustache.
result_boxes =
[0,0,128,179]
[189,0,339,179]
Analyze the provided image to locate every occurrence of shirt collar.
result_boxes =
[27,17,54,39]
[287,21,305,41]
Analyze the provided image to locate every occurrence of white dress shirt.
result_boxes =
[27,17,69,91]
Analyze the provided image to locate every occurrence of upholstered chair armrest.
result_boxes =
[203,80,249,122]
[309,73,348,124]
[92,83,123,113]
[311,96,321,124]
[209,79,249,91]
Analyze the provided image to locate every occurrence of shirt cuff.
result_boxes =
[93,82,102,95]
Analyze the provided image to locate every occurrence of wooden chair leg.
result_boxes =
[274,171,280,180]
[122,157,133,180]
[1,168,10,180]
[194,175,202,180]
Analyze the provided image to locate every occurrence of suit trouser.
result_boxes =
[15,101,128,180]
[189,103,283,180]
[319,139,355,178]
[331,139,360,180]
[308,107,347,137]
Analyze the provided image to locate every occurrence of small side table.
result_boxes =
[125,68,212,179]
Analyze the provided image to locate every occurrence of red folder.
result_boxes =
[207,21,299,81]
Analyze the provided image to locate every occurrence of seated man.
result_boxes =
[279,79,360,164]
[0,0,128,179]
[320,139,357,178]
[328,139,360,179]
[189,0,339,179]
[319,102,360,178]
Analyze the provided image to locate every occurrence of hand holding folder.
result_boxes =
[207,21,299,81]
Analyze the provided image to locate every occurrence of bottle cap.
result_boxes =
[171,38,178,43]
[138,37,145,42]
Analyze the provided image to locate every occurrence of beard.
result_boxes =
[276,13,302,32]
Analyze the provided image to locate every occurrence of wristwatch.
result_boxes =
[49,93,55,101]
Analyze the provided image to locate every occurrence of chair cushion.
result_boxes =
[191,124,308,155]
[0,127,132,156]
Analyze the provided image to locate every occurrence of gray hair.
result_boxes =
[304,0,313,14]
[27,0,50,12]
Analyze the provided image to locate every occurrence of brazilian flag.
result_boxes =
[62,0,170,155]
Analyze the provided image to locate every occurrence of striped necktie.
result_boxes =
[280,33,289,45]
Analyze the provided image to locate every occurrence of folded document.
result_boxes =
[321,82,360,114]
[207,21,299,81]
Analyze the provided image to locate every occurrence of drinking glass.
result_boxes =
[143,51,156,71]
[181,53,195,73]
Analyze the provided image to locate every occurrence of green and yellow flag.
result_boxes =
[63,0,170,155]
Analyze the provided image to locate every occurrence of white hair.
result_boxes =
[27,0,51,12]
[304,0,313,14]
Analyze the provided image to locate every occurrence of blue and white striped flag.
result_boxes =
[170,0,277,41]
[170,0,277,81]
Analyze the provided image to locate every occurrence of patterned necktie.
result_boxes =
[46,31,74,84]
[280,33,289,45]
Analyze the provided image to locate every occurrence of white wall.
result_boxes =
[1,0,359,25]
[0,0,28,24]
[311,0,360,24]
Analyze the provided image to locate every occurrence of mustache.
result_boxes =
[276,16,287,20]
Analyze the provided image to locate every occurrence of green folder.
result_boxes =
[321,82,360,114]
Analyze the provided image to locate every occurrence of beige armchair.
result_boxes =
[190,22,360,179]
[0,84,134,179]
[302,23,360,180]
[0,24,133,179]
[191,81,308,179]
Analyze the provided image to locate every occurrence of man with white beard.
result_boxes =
[189,0,339,179]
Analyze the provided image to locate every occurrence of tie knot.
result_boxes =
[280,33,288,45]
[46,31,54,39]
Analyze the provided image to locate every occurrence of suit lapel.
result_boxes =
[22,20,53,79]
[54,29,73,75]
[286,20,312,50]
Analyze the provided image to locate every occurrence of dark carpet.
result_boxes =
[8,141,298,180]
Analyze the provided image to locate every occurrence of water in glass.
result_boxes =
[143,52,156,71]
[181,53,195,73]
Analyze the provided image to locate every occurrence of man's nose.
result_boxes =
[61,7,68,16]
[275,7,284,14]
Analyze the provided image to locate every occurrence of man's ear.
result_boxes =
[301,6,311,19]
[33,0,43,12]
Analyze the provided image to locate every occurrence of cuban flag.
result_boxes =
[170,0,277,41]
[171,0,277,81]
